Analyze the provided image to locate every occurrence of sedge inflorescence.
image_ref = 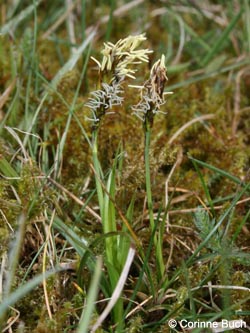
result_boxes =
[131,54,173,129]
[85,78,124,124]
[93,34,152,80]
[86,34,172,130]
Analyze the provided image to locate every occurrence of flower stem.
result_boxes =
[145,129,154,231]
[145,128,165,278]
[92,129,104,216]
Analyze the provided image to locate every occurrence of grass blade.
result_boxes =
[51,29,96,88]
[0,156,19,178]
[76,257,102,333]
[167,58,250,90]
[0,269,60,326]
[0,0,42,34]
[90,246,136,333]
[245,0,250,53]
[53,216,87,257]
[188,155,244,185]
[201,9,243,67]
[191,158,215,215]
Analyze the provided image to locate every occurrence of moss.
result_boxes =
[0,154,21,256]
[126,316,143,333]
[230,271,250,312]
[0,226,10,256]
[0,35,14,88]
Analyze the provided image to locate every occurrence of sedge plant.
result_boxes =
[85,34,153,331]
[85,34,174,330]
[131,55,173,279]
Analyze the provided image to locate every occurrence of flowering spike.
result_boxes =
[86,34,153,129]
[131,54,173,130]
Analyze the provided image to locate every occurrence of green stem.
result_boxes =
[92,130,104,216]
[145,129,165,279]
[145,130,154,231]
